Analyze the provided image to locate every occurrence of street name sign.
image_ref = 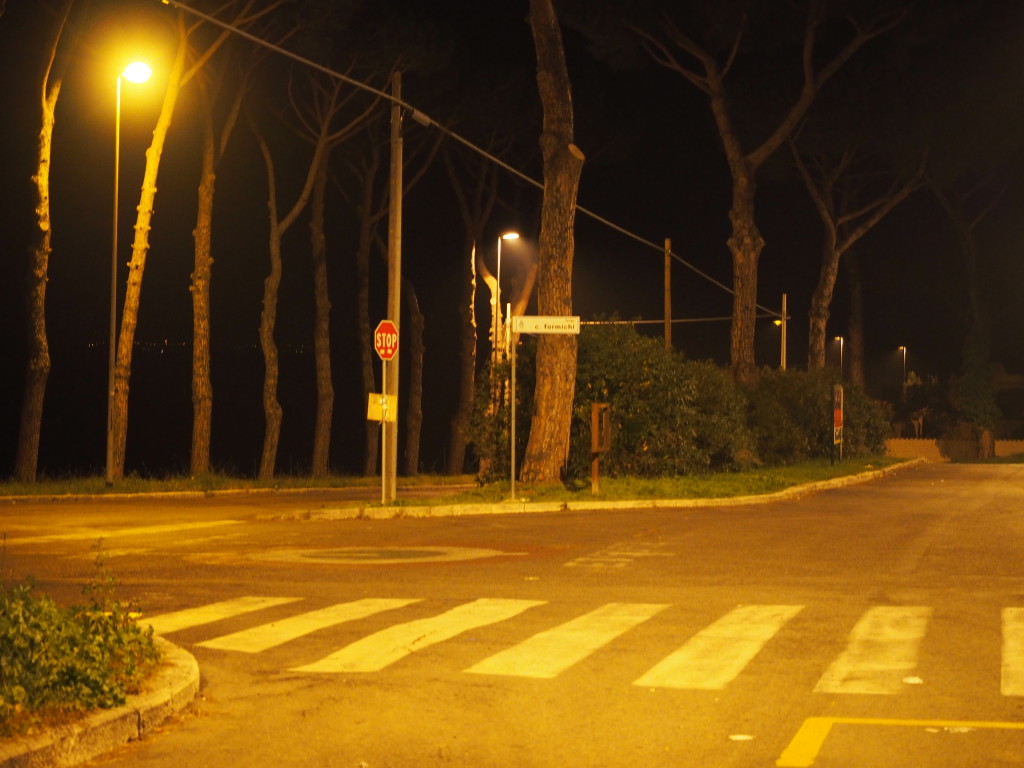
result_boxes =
[512,315,580,334]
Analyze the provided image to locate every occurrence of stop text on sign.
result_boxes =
[374,319,399,361]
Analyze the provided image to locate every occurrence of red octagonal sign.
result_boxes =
[374,319,399,361]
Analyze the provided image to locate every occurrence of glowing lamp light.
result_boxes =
[122,61,152,84]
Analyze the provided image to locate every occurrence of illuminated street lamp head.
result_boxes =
[122,61,152,84]
[501,231,520,241]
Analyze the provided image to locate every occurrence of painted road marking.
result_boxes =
[8,520,242,545]
[1002,607,1024,695]
[254,546,524,565]
[633,604,803,690]
[814,606,932,694]
[196,598,422,653]
[143,596,302,635]
[776,717,1024,767]
[465,602,669,678]
[292,598,546,673]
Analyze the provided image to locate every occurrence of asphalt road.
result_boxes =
[3,463,1024,767]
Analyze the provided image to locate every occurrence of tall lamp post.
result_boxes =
[834,336,844,381]
[899,345,907,384]
[107,61,152,486]
[493,231,519,365]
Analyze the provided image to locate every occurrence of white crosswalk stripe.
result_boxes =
[1001,607,1024,696]
[466,602,669,678]
[291,598,546,673]
[632,604,803,690]
[197,599,422,653]
[150,597,1022,696]
[814,606,932,694]
[143,596,302,635]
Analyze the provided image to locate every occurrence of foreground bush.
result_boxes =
[0,565,159,736]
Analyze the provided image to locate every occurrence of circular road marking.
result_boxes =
[254,546,524,565]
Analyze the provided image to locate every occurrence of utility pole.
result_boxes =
[384,72,402,503]
[663,238,671,349]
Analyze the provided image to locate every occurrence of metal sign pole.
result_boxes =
[510,327,517,503]
[380,359,387,505]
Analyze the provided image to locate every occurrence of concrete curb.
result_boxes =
[0,638,199,768]
[303,458,927,520]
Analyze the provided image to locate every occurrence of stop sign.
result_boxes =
[374,319,399,361]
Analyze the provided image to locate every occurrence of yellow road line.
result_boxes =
[777,716,1024,767]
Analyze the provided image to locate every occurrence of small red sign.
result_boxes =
[374,319,399,361]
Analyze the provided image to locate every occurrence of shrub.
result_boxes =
[746,368,888,464]
[0,555,159,736]
[567,324,753,479]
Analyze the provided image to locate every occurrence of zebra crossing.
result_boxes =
[140,597,1024,695]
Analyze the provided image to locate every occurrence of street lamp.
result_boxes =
[899,345,907,386]
[494,231,519,364]
[834,336,844,380]
[773,293,788,370]
[107,61,152,486]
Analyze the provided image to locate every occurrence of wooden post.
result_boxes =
[780,292,787,371]
[384,72,402,503]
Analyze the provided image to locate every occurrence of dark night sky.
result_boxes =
[2,0,1024,477]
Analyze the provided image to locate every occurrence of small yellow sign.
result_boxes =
[366,393,397,423]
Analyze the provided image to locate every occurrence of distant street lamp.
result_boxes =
[493,231,519,365]
[899,345,907,385]
[834,336,844,380]
[773,293,788,370]
[107,61,152,486]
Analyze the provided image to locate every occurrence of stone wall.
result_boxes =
[886,438,1024,462]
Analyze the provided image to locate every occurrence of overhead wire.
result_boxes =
[158,0,782,318]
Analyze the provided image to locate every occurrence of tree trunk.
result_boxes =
[355,150,382,476]
[807,237,840,370]
[110,17,188,479]
[255,130,284,481]
[520,0,584,485]
[845,252,866,387]
[310,155,334,478]
[15,42,64,483]
[726,172,763,385]
[190,105,215,477]
[403,278,424,476]
[442,148,497,476]
[447,238,477,475]
[979,428,995,460]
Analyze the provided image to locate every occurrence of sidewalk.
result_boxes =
[0,638,199,768]
[298,459,923,520]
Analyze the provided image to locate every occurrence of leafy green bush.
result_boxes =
[746,368,888,464]
[568,325,753,479]
[471,327,890,482]
[0,556,159,736]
